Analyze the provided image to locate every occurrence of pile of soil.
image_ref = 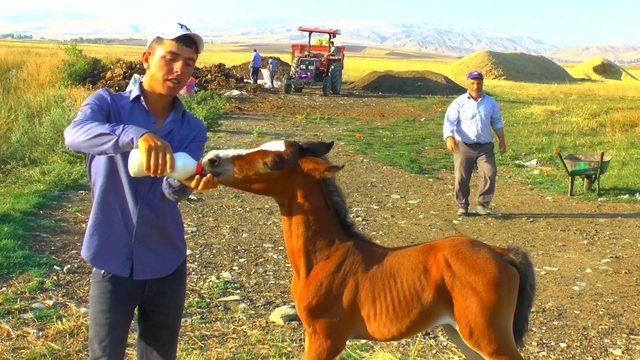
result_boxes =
[451,50,575,83]
[192,63,255,93]
[573,57,638,81]
[350,70,464,95]
[96,60,145,92]
[94,60,265,94]
[229,56,291,81]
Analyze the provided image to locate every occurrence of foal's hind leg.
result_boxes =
[454,309,523,360]
[441,325,484,360]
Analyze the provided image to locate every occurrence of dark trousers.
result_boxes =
[251,66,260,84]
[453,141,497,209]
[88,261,187,360]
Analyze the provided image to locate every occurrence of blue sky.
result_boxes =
[1,0,638,45]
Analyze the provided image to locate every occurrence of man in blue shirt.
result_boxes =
[64,22,217,359]
[443,71,506,216]
[250,48,262,84]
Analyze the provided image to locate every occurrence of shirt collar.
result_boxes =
[466,92,484,101]
[129,80,185,114]
[172,96,185,114]
[129,79,144,102]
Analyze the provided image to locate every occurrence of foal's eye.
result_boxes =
[263,155,285,171]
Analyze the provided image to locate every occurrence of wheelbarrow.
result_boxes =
[554,149,612,196]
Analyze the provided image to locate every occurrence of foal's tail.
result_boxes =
[501,246,536,348]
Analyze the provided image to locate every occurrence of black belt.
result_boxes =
[463,142,491,146]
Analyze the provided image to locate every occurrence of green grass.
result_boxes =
[252,126,265,138]
[183,298,210,314]
[343,344,372,359]
[0,165,85,279]
[60,43,105,87]
[0,294,23,317]
[180,90,226,131]
[32,308,62,323]
[0,46,88,280]
[489,81,640,198]
[304,97,454,178]
[305,97,458,178]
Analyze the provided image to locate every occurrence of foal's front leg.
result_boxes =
[304,329,347,360]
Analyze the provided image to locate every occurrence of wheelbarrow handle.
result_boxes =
[596,151,605,177]
[596,151,605,196]
[555,149,571,175]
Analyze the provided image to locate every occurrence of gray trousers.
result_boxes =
[453,141,497,209]
[88,260,187,360]
[269,69,276,87]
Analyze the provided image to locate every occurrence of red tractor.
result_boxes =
[283,26,345,96]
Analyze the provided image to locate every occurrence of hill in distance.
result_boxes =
[572,57,638,81]
[451,50,575,83]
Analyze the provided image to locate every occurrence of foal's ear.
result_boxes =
[299,141,334,158]
[299,157,344,179]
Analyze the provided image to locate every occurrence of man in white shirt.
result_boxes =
[443,71,506,216]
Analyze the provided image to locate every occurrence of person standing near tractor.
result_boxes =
[250,48,261,84]
[267,57,277,88]
[443,71,506,217]
[328,40,339,57]
[64,22,218,359]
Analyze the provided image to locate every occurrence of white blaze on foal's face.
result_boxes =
[203,140,286,160]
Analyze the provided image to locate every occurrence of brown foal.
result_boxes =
[202,140,535,360]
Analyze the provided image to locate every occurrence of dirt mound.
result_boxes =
[229,57,291,81]
[95,60,264,94]
[192,63,258,93]
[451,50,575,83]
[573,57,638,81]
[350,70,464,95]
[96,59,145,92]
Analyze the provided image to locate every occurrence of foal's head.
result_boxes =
[202,140,343,197]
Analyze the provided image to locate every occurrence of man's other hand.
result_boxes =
[499,141,507,154]
[446,137,456,152]
[180,174,219,191]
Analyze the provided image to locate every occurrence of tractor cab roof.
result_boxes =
[297,26,341,36]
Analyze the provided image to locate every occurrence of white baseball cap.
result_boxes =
[146,22,204,54]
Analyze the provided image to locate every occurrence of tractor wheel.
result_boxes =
[293,86,303,93]
[283,75,292,94]
[322,75,331,96]
[329,64,342,95]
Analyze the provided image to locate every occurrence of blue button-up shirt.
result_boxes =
[443,92,504,144]
[268,58,277,72]
[64,83,206,280]
[252,52,262,68]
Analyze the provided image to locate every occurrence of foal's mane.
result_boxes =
[320,177,373,244]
